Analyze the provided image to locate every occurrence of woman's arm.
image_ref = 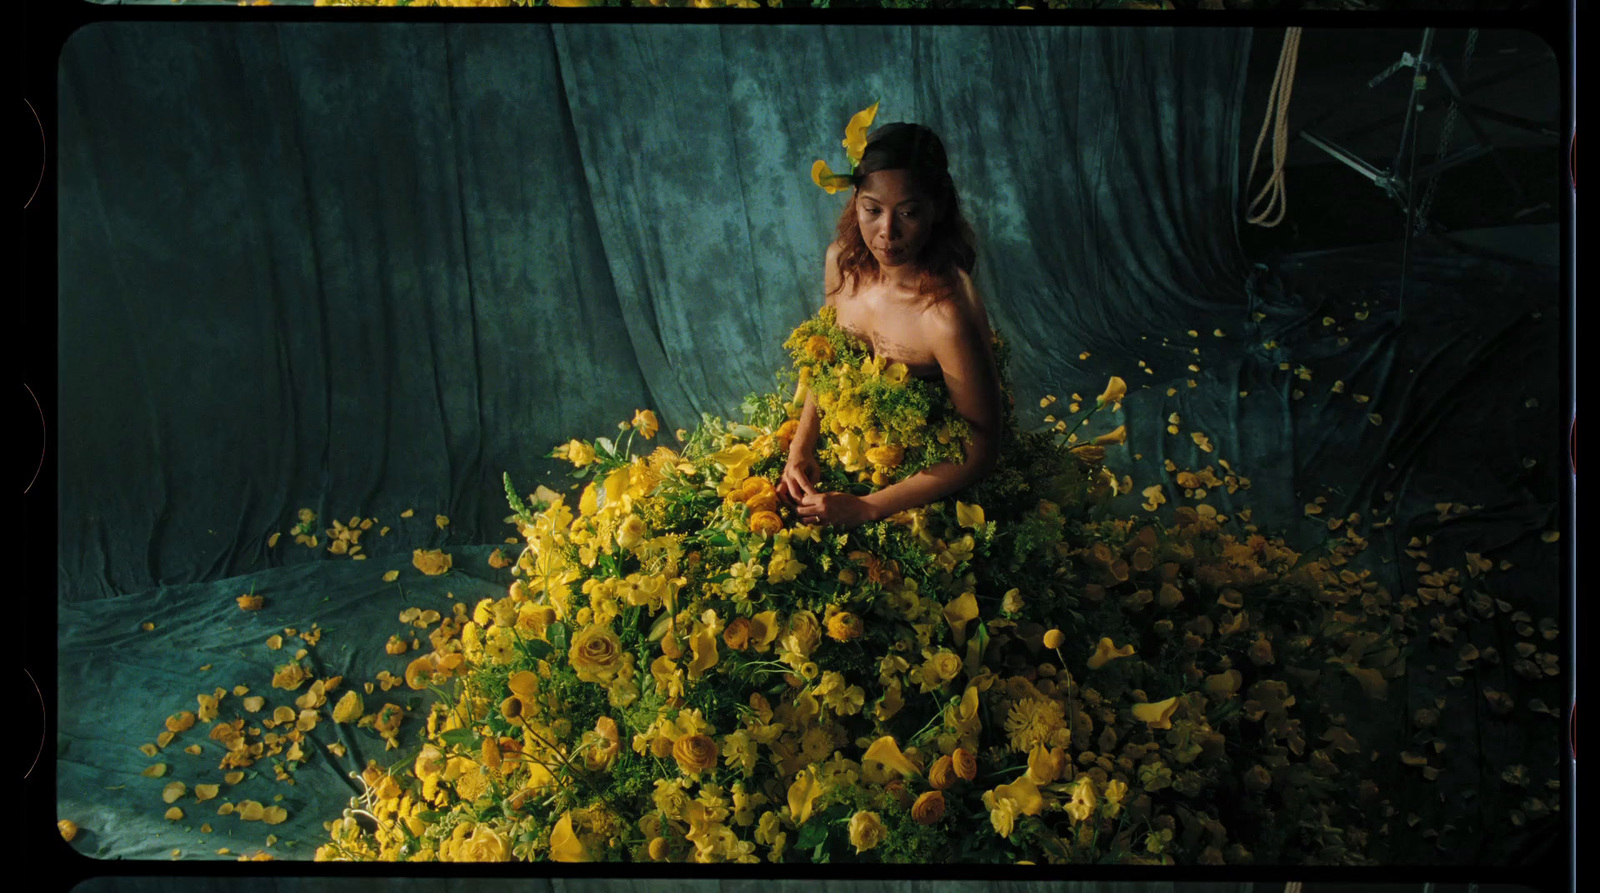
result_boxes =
[778,243,842,506]
[798,275,1001,526]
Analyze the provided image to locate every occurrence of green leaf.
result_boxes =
[549,622,569,651]
[795,817,830,850]
[438,732,480,752]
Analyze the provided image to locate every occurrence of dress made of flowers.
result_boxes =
[319,307,1392,865]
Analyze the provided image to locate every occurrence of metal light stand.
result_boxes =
[1295,28,1544,235]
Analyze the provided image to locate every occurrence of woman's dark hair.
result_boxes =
[829,122,978,303]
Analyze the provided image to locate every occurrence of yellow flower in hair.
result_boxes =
[842,101,880,164]
[812,160,852,195]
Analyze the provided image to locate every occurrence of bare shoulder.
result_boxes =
[923,273,988,347]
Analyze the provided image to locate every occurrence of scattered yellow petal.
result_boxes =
[266,635,283,650]
[1540,531,1559,543]
[382,570,400,582]
[164,807,184,821]
[224,771,244,785]
[267,532,281,548]
[1322,316,1335,326]
[58,820,78,842]
[435,514,449,529]
[142,764,168,778]
[139,743,159,757]
[400,509,414,518]
[217,803,236,816]
[184,744,202,756]
[1368,414,1383,425]
[263,806,289,825]
[142,622,155,631]
[195,784,220,802]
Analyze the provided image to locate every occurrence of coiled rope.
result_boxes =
[1244,27,1304,228]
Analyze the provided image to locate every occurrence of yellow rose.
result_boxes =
[445,822,509,862]
[911,790,945,825]
[569,624,624,684]
[847,810,887,854]
[672,734,720,776]
[805,334,835,361]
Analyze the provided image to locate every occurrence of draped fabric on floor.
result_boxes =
[55,23,1563,863]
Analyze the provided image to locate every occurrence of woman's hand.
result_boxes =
[777,452,822,507]
[795,491,879,529]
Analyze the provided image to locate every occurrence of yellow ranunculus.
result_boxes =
[548,813,589,862]
[911,790,945,825]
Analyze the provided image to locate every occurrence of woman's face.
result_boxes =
[855,169,940,270]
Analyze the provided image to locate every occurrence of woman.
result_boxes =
[780,123,1003,529]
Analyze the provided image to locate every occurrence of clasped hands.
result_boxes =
[776,453,878,529]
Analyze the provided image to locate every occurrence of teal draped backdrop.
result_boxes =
[57,23,1255,601]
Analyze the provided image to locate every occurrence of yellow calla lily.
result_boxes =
[787,767,824,825]
[1345,665,1389,701]
[1086,636,1136,669]
[1092,424,1128,446]
[943,591,980,647]
[603,467,630,507]
[687,626,719,681]
[1097,376,1127,406]
[1204,669,1243,697]
[811,159,852,195]
[548,813,589,862]
[862,735,922,778]
[991,775,1045,815]
[842,101,880,165]
[1130,696,1180,729]
[955,500,986,529]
